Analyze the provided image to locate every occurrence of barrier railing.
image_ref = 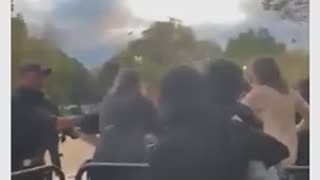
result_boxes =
[74,162,308,180]
[12,165,65,180]
[75,162,149,180]
[283,166,309,180]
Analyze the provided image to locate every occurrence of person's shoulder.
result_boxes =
[246,85,273,100]
[229,117,261,136]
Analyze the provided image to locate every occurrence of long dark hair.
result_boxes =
[252,57,288,94]
[205,60,245,104]
[159,66,211,127]
[109,68,141,96]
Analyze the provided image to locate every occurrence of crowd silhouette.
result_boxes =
[12,57,309,180]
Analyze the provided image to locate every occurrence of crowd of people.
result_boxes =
[11,57,309,180]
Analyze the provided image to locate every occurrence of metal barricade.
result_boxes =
[12,165,65,180]
[283,166,309,180]
[75,162,149,180]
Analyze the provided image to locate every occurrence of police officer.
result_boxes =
[12,62,77,173]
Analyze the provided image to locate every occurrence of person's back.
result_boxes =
[93,125,147,163]
[94,68,159,163]
[242,57,309,165]
[93,94,159,162]
[242,85,304,165]
[150,111,233,180]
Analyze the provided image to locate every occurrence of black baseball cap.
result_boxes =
[20,63,52,76]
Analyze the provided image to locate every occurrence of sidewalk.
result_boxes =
[46,136,95,179]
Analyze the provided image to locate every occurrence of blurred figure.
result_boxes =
[297,78,309,104]
[295,78,309,166]
[241,80,252,99]
[93,68,160,163]
[141,82,160,109]
[205,60,261,129]
[150,66,288,180]
[12,63,77,173]
[205,60,280,180]
[242,57,309,165]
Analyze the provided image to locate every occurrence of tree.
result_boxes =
[194,40,223,60]
[11,14,28,84]
[275,49,309,85]
[12,37,98,104]
[97,60,120,97]
[11,4,99,104]
[262,0,309,23]
[105,20,223,87]
[225,28,286,65]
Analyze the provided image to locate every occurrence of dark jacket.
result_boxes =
[226,102,262,129]
[12,87,59,171]
[93,125,148,163]
[93,93,159,163]
[150,112,289,180]
[296,129,309,166]
[295,78,309,165]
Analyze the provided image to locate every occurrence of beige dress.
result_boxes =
[242,85,309,165]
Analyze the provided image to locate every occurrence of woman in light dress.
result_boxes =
[242,57,309,166]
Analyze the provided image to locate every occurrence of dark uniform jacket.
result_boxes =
[12,87,60,171]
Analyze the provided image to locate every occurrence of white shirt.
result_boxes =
[242,85,309,165]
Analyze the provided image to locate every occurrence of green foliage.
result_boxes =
[20,38,98,104]
[11,15,28,84]
[225,28,286,65]
[12,9,308,104]
[97,60,120,96]
[99,20,223,89]
[275,49,309,85]
[11,20,98,104]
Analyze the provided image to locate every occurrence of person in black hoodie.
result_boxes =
[204,59,262,129]
[149,66,289,180]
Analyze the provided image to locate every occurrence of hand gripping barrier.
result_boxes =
[12,165,65,180]
[75,162,149,180]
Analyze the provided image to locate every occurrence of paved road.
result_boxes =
[45,135,96,179]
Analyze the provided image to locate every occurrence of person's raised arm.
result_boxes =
[292,90,309,131]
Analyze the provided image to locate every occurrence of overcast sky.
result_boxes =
[14,0,309,67]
